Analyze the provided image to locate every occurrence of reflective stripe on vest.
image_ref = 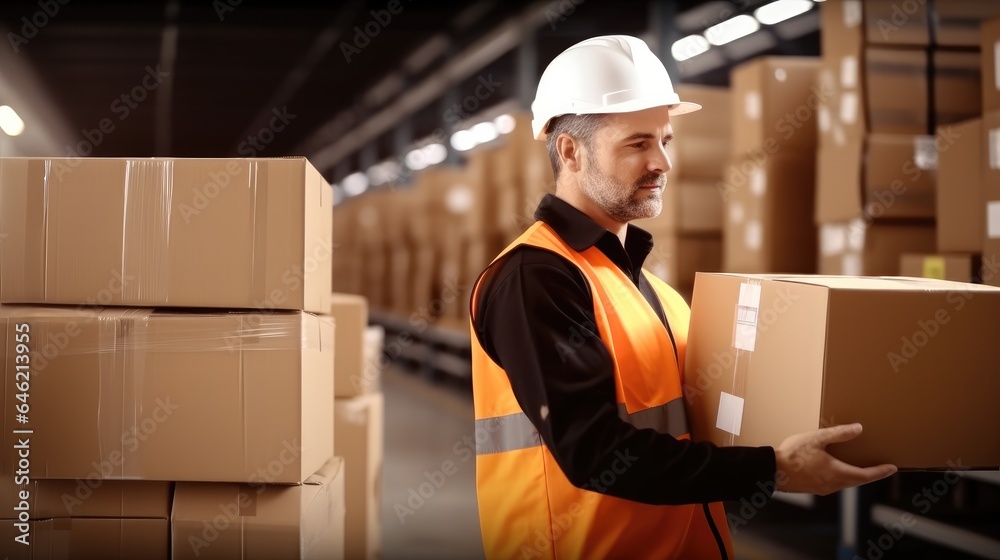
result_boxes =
[476,397,689,455]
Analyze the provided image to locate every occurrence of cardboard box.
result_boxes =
[864,0,931,46]
[670,85,731,180]
[410,247,437,320]
[934,50,982,126]
[632,180,723,234]
[0,157,332,313]
[938,118,984,252]
[731,57,820,158]
[685,273,1000,468]
[0,479,171,559]
[937,2,1000,47]
[816,55,865,148]
[983,18,1000,113]
[816,134,938,223]
[820,0,863,58]
[982,111,1000,286]
[643,234,723,296]
[334,393,384,560]
[329,293,373,398]
[0,308,333,483]
[899,254,981,283]
[865,48,929,134]
[171,456,345,560]
[388,248,412,317]
[722,153,816,274]
[819,220,936,276]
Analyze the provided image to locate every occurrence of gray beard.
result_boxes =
[579,159,664,223]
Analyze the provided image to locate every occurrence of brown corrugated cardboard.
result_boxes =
[171,456,345,560]
[35,480,171,519]
[334,393,384,560]
[865,48,929,134]
[643,234,723,296]
[934,50,982,126]
[937,2,1000,47]
[329,293,373,398]
[816,134,938,223]
[982,111,1000,286]
[722,153,816,274]
[983,19,1000,113]
[685,273,1000,468]
[819,220,936,276]
[731,57,820,158]
[671,85,731,180]
[816,55,865,148]
[938,118,984,252]
[388,248,412,317]
[864,0,930,46]
[0,308,333,483]
[0,157,332,313]
[821,0,863,58]
[899,254,981,283]
[33,518,170,559]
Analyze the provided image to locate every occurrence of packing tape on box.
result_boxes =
[988,201,1000,239]
[718,278,762,443]
[841,56,858,89]
[843,0,861,28]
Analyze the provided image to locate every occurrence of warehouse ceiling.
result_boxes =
[0,0,818,178]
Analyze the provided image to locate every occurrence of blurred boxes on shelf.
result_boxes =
[722,153,817,274]
[938,118,984,252]
[171,457,345,560]
[0,307,333,483]
[334,392,384,560]
[0,157,332,313]
[819,219,936,276]
[686,272,1000,468]
[329,293,375,397]
[899,254,981,283]
[731,57,820,158]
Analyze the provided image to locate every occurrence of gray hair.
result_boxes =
[545,113,608,181]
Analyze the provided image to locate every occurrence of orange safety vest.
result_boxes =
[469,221,733,560]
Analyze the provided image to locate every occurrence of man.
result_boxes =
[468,36,896,559]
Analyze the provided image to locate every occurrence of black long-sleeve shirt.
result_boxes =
[472,194,777,506]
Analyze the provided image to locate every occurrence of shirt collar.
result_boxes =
[533,193,657,272]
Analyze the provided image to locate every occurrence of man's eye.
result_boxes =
[630,142,645,149]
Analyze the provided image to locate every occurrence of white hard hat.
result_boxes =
[530,35,701,140]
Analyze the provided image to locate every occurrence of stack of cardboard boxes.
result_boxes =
[723,56,820,275]
[980,19,1000,287]
[0,157,346,559]
[634,85,728,300]
[815,0,1000,276]
[329,294,385,560]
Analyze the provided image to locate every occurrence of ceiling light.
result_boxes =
[705,14,760,46]
[341,171,369,196]
[471,122,498,144]
[0,105,25,136]
[422,143,448,165]
[754,0,814,25]
[671,34,710,62]
[450,130,477,151]
[494,114,516,134]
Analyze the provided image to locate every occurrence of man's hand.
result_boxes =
[775,423,897,495]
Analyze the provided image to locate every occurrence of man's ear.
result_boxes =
[556,133,584,174]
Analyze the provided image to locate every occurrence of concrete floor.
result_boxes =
[379,365,819,560]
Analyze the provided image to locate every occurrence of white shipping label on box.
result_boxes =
[841,56,858,89]
[844,0,862,27]
[745,220,762,250]
[818,106,831,133]
[733,282,761,352]
[717,392,745,436]
[820,224,846,256]
[749,169,766,197]
[842,253,862,276]
[914,136,938,170]
[840,92,858,125]
[846,218,867,251]
[991,128,1000,170]
[729,202,745,224]
[989,201,1000,239]
[446,185,473,214]
[745,91,761,120]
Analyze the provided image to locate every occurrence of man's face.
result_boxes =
[579,106,673,223]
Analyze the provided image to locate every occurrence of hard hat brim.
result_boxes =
[533,100,704,140]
